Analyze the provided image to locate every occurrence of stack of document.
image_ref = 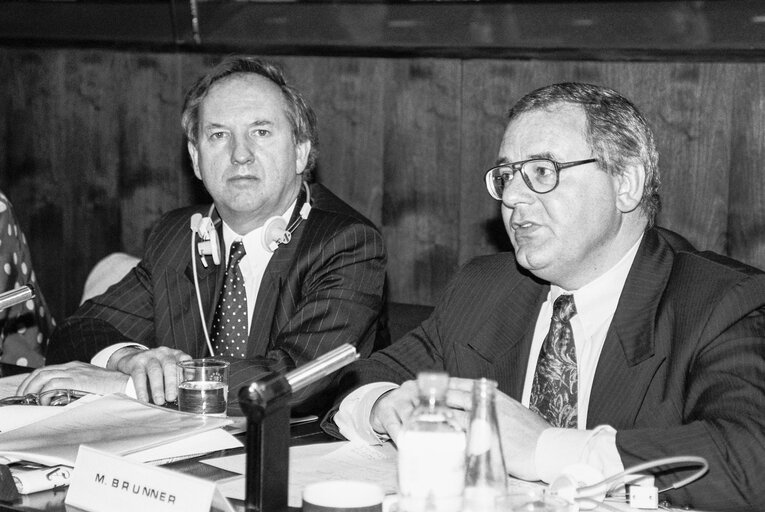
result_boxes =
[0,373,241,469]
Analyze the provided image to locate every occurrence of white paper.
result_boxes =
[0,393,232,466]
[0,393,101,434]
[0,373,26,399]
[125,428,242,465]
[204,441,399,508]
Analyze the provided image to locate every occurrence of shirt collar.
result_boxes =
[550,234,644,336]
[219,198,298,261]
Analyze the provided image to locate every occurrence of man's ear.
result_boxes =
[188,141,201,180]
[615,162,645,213]
[295,140,311,176]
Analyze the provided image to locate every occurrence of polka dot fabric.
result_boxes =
[211,240,248,357]
[0,191,55,368]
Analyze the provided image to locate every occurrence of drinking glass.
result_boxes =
[176,358,229,416]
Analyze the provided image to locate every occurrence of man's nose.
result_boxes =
[230,136,254,165]
[502,171,533,208]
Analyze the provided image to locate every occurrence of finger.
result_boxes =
[16,369,43,395]
[376,407,405,442]
[448,377,476,392]
[144,359,167,405]
[452,409,469,430]
[445,387,472,411]
[131,368,150,402]
[38,377,75,399]
[387,419,402,444]
[17,368,62,395]
[162,359,179,402]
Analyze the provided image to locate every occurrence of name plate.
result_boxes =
[66,446,234,512]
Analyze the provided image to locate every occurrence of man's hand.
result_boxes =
[107,346,192,405]
[448,377,550,481]
[16,361,129,396]
[370,380,422,443]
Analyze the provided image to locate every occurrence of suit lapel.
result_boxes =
[588,229,673,428]
[467,267,548,400]
[246,190,309,358]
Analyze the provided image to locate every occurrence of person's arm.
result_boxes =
[615,276,765,512]
[45,258,158,364]
[0,192,55,368]
[321,266,467,437]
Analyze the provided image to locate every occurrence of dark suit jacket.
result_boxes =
[324,227,765,512]
[46,183,387,415]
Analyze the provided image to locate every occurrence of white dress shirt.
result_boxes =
[91,199,297,389]
[336,235,644,484]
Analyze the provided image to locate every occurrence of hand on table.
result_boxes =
[107,346,192,405]
[447,377,550,481]
[370,379,421,443]
[16,361,128,397]
[370,376,550,481]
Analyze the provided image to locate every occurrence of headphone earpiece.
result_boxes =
[191,211,221,266]
[260,182,313,252]
[262,216,289,252]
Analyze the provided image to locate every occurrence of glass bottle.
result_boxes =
[463,378,508,512]
[397,372,467,512]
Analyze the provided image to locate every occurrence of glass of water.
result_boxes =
[176,359,230,416]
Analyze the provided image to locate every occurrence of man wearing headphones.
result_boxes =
[20,57,387,415]
[322,83,765,511]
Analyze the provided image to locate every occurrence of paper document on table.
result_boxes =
[206,441,398,508]
[0,393,233,467]
[0,373,26,399]
[0,394,101,436]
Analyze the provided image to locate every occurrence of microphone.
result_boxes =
[0,286,34,312]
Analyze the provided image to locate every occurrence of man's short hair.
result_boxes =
[507,82,661,226]
[181,56,319,175]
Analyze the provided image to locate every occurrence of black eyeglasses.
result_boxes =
[0,389,93,406]
[484,157,598,198]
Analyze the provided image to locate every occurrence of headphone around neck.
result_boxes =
[189,181,312,267]
[188,181,313,356]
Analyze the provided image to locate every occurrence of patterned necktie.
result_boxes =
[529,294,578,428]
[211,240,248,357]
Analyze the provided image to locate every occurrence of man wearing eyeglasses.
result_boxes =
[324,82,765,512]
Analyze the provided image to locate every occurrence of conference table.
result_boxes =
[0,362,334,512]
[0,362,696,512]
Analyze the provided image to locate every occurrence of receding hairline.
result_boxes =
[194,73,297,132]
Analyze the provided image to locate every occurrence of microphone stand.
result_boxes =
[238,344,358,512]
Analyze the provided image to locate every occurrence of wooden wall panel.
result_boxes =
[278,57,387,228]
[602,62,734,254]
[1,46,765,322]
[115,53,191,255]
[729,64,765,267]
[379,59,462,304]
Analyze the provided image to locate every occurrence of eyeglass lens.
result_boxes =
[488,159,558,197]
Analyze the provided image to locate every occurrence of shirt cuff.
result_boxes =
[535,425,623,483]
[335,382,399,445]
[90,343,148,368]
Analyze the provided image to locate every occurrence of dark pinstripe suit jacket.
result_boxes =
[325,227,765,512]
[46,183,387,415]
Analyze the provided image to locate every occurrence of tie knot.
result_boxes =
[228,240,246,267]
[552,294,576,322]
